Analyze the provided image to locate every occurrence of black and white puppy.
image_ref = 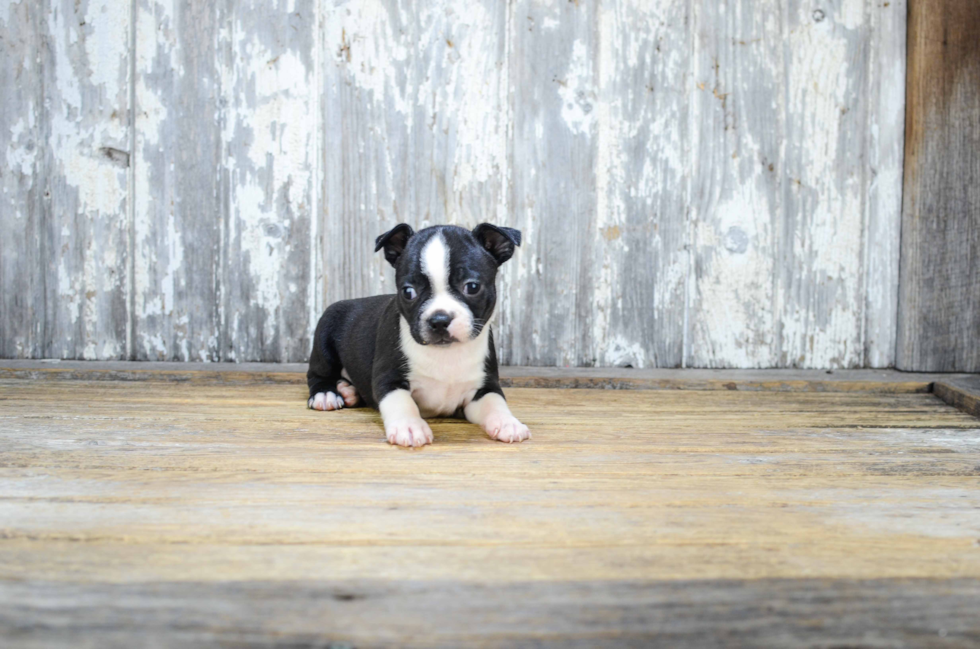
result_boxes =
[306,223,530,448]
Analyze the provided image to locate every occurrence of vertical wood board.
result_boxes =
[220,0,318,362]
[0,1,42,358]
[897,0,980,372]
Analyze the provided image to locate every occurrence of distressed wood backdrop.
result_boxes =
[1,0,907,368]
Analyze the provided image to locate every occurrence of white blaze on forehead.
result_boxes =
[421,234,450,293]
[419,233,473,340]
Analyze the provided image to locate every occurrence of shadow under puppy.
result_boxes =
[307,223,531,447]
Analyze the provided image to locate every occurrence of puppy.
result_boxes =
[307,223,531,447]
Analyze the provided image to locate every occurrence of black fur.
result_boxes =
[307,224,521,412]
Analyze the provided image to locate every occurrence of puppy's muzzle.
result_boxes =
[426,311,455,344]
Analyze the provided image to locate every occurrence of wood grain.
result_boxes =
[6,0,134,360]
[132,0,222,361]
[0,379,978,644]
[689,0,905,369]
[934,375,980,419]
[1,0,911,369]
[897,0,980,372]
[590,0,688,368]
[7,361,979,398]
[0,0,41,358]
[220,0,318,363]
[2,578,978,648]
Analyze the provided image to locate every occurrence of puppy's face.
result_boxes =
[376,224,522,346]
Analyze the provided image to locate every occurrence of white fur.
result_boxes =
[419,234,472,341]
[464,392,531,443]
[379,388,433,447]
[309,391,344,411]
[400,316,488,418]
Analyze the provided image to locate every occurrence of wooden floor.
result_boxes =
[2,378,980,647]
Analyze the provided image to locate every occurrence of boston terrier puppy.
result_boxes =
[307,223,531,448]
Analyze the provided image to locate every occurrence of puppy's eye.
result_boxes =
[402,286,417,301]
[463,281,481,296]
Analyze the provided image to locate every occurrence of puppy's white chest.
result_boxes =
[400,317,489,418]
[410,373,481,418]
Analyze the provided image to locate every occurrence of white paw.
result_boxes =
[309,391,345,411]
[385,417,434,448]
[485,414,531,444]
[336,380,360,407]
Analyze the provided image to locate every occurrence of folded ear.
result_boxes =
[374,224,415,267]
[472,223,522,266]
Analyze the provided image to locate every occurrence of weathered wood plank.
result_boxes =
[776,0,873,368]
[863,0,906,367]
[503,0,597,366]
[220,0,318,362]
[1,578,979,648]
[590,0,688,368]
[0,1,42,358]
[0,380,978,644]
[934,375,980,419]
[38,0,133,359]
[320,0,510,317]
[690,1,900,369]
[688,0,784,368]
[6,360,977,397]
[132,0,222,361]
[897,0,980,372]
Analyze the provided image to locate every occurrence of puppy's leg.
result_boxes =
[464,393,531,443]
[307,325,347,412]
[379,390,433,448]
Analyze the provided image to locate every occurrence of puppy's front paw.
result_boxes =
[485,414,531,444]
[385,417,433,448]
[309,391,345,411]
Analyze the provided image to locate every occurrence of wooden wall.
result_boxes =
[897,0,980,372]
[1,0,908,368]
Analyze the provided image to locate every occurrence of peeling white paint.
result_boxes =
[557,39,595,137]
[4,0,907,368]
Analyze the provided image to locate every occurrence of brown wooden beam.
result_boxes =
[898,0,980,371]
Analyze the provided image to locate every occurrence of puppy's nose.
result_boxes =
[428,311,453,331]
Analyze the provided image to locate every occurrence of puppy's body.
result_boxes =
[307,224,529,447]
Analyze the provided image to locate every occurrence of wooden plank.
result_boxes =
[863,0,906,367]
[38,0,133,359]
[5,361,974,395]
[503,0,597,366]
[1,578,978,648]
[934,376,980,419]
[590,0,688,368]
[132,0,222,361]
[0,380,978,644]
[220,0,319,362]
[897,0,980,372]
[776,0,874,369]
[0,1,42,358]
[690,0,899,369]
[687,0,783,368]
[320,0,510,314]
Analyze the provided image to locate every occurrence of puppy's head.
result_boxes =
[375,223,521,346]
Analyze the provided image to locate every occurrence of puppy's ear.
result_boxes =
[374,223,415,267]
[472,223,522,266]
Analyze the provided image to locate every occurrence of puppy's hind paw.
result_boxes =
[336,380,360,407]
[309,391,345,411]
